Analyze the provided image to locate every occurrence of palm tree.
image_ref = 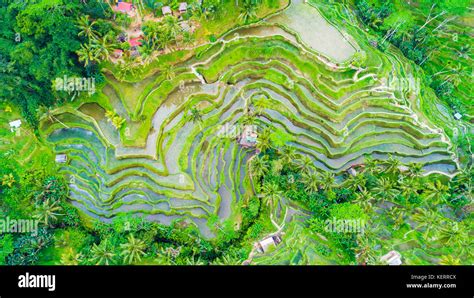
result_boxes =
[1,173,15,188]
[256,127,272,153]
[92,33,116,62]
[364,157,381,175]
[425,180,449,205]
[302,171,319,194]
[354,190,374,213]
[319,172,335,191]
[158,31,174,50]
[398,177,418,200]
[372,177,398,202]
[412,208,443,240]
[279,145,297,168]
[60,248,83,265]
[184,254,206,265]
[189,107,203,128]
[407,162,423,178]
[249,155,269,179]
[437,221,469,248]
[445,63,469,87]
[438,255,461,265]
[354,235,377,265]
[345,173,367,192]
[76,43,99,67]
[384,155,401,175]
[253,97,267,116]
[182,31,196,47]
[76,15,98,41]
[138,43,155,66]
[211,254,239,265]
[386,207,405,230]
[162,15,181,41]
[90,240,116,265]
[451,166,472,190]
[297,155,313,175]
[261,181,282,209]
[161,64,175,80]
[34,199,63,227]
[238,0,257,24]
[120,234,147,264]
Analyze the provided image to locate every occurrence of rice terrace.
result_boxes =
[0,0,472,266]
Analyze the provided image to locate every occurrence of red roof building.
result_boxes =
[129,37,142,47]
[117,2,133,12]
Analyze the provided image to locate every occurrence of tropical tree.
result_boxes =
[302,171,320,194]
[90,240,116,265]
[182,31,196,47]
[412,208,443,240]
[364,157,381,174]
[425,180,449,205]
[34,199,63,227]
[76,15,98,41]
[60,248,83,265]
[438,255,461,265]
[279,145,297,168]
[239,0,257,24]
[76,43,99,67]
[354,234,377,265]
[120,234,147,264]
[249,155,269,179]
[261,181,282,209]
[407,162,423,178]
[437,221,469,249]
[256,127,272,152]
[297,155,313,175]
[162,15,181,42]
[345,173,367,192]
[372,177,398,202]
[161,63,175,80]
[354,190,374,213]
[384,155,401,175]
[189,107,203,128]
[92,33,116,61]
[1,173,15,188]
[319,171,335,191]
[386,207,405,230]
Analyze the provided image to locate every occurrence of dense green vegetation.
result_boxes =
[354,0,472,117]
[0,0,472,266]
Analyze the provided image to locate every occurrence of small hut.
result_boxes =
[347,167,357,177]
[9,119,21,132]
[454,112,462,120]
[179,2,188,13]
[162,6,172,16]
[380,250,402,265]
[55,154,68,164]
[239,125,257,148]
[256,235,282,253]
[116,2,134,13]
[397,165,409,173]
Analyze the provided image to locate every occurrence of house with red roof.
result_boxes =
[129,37,142,47]
[116,2,134,13]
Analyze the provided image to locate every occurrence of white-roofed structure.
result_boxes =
[380,250,402,265]
[55,154,68,164]
[9,119,21,132]
[162,6,172,15]
[179,2,188,13]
